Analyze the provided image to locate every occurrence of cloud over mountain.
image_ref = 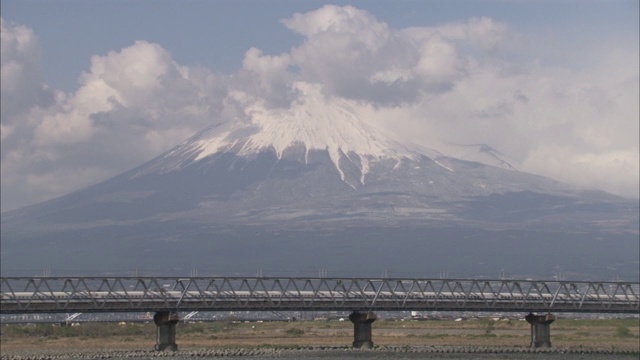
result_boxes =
[1,18,55,139]
[1,5,638,211]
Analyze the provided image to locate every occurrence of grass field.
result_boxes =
[1,317,638,351]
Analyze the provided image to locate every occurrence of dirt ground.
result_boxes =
[1,318,638,351]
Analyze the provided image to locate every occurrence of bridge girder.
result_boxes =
[1,277,638,315]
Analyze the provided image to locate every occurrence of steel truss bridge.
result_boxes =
[1,277,638,314]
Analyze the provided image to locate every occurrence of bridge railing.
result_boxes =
[1,277,638,314]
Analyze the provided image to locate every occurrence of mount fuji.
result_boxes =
[2,84,638,279]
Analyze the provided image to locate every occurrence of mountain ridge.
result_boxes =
[2,86,638,279]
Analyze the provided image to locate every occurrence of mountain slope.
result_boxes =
[2,85,638,279]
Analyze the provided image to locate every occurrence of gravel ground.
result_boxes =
[1,346,638,359]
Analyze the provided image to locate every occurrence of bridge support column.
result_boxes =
[349,311,376,349]
[154,311,179,351]
[525,312,555,348]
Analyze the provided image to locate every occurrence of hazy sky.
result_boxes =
[1,0,638,211]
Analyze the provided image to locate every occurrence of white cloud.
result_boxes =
[413,34,465,87]
[405,16,511,51]
[524,146,639,197]
[1,18,55,120]
[239,47,293,107]
[1,32,228,210]
[280,8,514,106]
[384,50,639,198]
[1,6,638,210]
[283,5,387,40]
[283,5,424,105]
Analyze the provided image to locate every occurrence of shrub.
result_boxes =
[284,328,305,336]
[615,325,631,338]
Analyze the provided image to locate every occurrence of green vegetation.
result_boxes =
[478,319,496,335]
[554,318,639,329]
[467,333,498,338]
[1,322,152,338]
[417,334,448,339]
[615,325,632,338]
[181,320,238,335]
[284,328,305,336]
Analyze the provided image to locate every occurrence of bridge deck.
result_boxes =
[1,277,638,314]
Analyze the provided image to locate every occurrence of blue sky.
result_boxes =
[1,1,638,210]
[5,0,637,92]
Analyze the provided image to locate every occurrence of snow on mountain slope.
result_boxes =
[195,83,412,160]
[2,82,638,278]
[443,143,518,170]
[148,83,453,186]
[5,82,633,229]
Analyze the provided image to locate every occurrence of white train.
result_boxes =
[2,290,636,304]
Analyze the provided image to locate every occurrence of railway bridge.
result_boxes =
[1,277,638,350]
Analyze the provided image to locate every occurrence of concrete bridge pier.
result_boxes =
[154,311,179,351]
[349,311,376,349]
[525,312,555,348]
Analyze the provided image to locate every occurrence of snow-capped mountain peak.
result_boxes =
[188,83,417,184]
